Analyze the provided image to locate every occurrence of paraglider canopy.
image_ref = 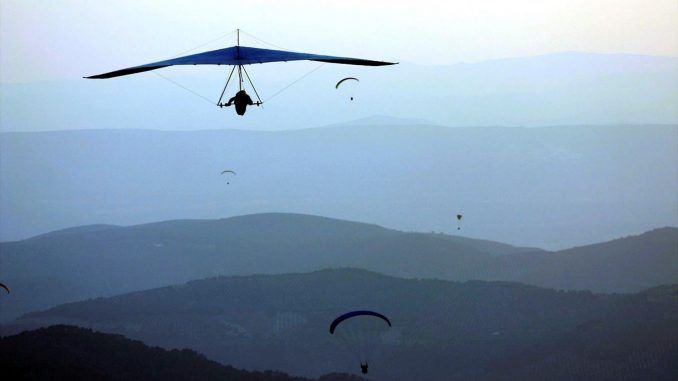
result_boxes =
[335,77,359,89]
[221,170,236,185]
[335,77,360,101]
[329,310,391,334]
[329,310,391,375]
[0,282,9,294]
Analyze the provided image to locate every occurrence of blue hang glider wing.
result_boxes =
[86,46,396,79]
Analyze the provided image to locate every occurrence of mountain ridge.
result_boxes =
[0,324,365,381]
[3,51,677,132]
[8,268,677,381]
[1,213,675,322]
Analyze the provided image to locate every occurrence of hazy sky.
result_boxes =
[1,0,677,82]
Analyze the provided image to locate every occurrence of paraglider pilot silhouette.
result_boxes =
[330,310,391,376]
[220,90,261,116]
[360,362,369,374]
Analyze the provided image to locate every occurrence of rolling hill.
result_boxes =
[1,213,676,321]
[7,269,677,380]
[0,213,531,321]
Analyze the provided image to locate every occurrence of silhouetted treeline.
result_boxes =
[0,325,364,381]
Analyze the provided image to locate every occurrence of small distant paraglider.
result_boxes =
[456,214,463,230]
[0,282,9,294]
[221,170,236,185]
[336,77,359,101]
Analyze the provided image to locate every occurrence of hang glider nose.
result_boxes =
[85,46,397,79]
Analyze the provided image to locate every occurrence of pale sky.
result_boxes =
[1,0,677,82]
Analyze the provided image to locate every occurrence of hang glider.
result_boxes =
[86,46,396,79]
[84,30,396,115]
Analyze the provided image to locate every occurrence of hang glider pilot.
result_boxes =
[219,90,261,116]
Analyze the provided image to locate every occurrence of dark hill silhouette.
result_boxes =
[1,214,676,321]
[0,325,364,381]
[32,223,120,238]
[8,269,678,380]
[0,213,534,321]
[484,227,678,292]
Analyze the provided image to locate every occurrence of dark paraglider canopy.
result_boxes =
[335,77,360,101]
[457,214,463,221]
[335,77,359,89]
[329,310,391,334]
[329,310,391,375]
[0,282,9,294]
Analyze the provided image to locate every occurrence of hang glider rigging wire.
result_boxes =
[153,55,329,106]
[241,65,263,106]
[239,30,288,51]
[170,30,238,58]
[216,63,264,106]
[151,71,215,106]
[263,62,326,103]
[151,29,241,105]
[134,29,357,106]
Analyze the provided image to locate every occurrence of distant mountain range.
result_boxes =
[7,269,677,380]
[1,213,676,321]
[1,325,364,381]
[1,122,676,249]
[2,52,677,131]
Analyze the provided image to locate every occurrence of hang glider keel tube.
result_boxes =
[85,30,397,109]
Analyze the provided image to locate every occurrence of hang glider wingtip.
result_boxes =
[85,65,170,79]
[312,58,398,66]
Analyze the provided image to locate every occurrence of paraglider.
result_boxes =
[221,170,236,185]
[86,30,396,116]
[456,214,463,230]
[335,77,359,101]
[0,282,9,294]
[360,362,369,374]
[329,310,391,374]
